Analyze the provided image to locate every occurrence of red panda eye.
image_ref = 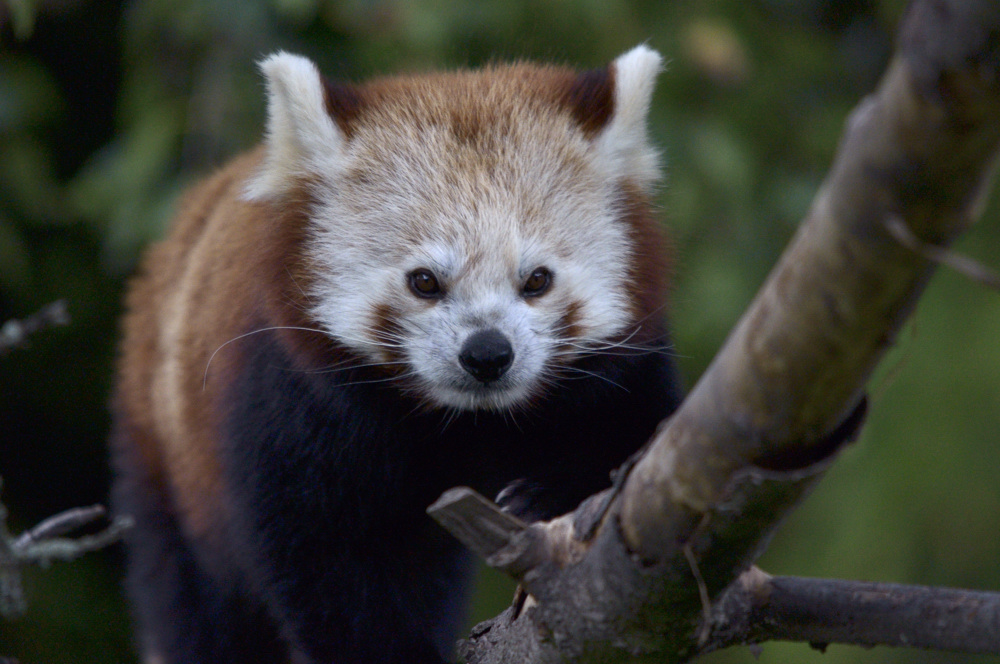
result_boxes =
[522,267,552,297]
[408,269,443,298]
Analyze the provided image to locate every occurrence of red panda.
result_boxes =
[110,46,683,664]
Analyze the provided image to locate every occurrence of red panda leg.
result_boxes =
[110,418,289,664]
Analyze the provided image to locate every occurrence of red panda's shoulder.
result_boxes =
[114,147,320,542]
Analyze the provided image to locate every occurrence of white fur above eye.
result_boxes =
[243,52,345,202]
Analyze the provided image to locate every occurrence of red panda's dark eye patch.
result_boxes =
[408,269,443,298]
[522,267,552,297]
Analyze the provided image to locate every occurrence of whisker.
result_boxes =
[294,359,411,376]
[551,339,677,360]
[552,365,630,392]
[338,333,409,350]
[436,405,464,433]
[336,370,419,388]
[284,265,309,301]
[499,405,523,432]
[203,326,331,389]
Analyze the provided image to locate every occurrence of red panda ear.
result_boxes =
[592,45,664,191]
[321,77,364,136]
[244,52,348,202]
[563,68,616,138]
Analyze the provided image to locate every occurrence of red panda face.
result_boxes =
[307,109,638,411]
[243,48,666,412]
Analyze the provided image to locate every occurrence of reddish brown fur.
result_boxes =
[321,79,364,136]
[114,149,342,547]
[618,182,673,341]
[557,300,585,349]
[321,61,618,145]
[370,302,407,366]
[559,67,616,138]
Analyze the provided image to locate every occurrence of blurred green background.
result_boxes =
[2,0,999,662]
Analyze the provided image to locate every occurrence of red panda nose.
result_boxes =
[459,329,514,384]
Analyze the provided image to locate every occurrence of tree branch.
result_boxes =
[620,0,1000,566]
[0,300,70,357]
[0,479,132,618]
[431,0,1000,661]
[710,567,1000,656]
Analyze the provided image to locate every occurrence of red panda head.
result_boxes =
[243,47,667,412]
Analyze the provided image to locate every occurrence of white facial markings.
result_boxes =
[285,49,662,411]
[306,122,638,410]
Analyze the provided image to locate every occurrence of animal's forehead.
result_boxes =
[335,169,608,269]
[342,63,608,136]
[334,115,603,240]
[345,102,588,184]
[313,70,625,263]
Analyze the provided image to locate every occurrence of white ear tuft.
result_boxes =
[595,45,664,189]
[612,45,662,136]
[244,52,345,201]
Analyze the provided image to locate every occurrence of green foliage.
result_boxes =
[4,0,37,40]
[1,0,998,662]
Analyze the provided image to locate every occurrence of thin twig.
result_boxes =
[886,215,1000,291]
[15,514,134,568]
[0,300,71,357]
[14,505,108,549]
[0,478,132,618]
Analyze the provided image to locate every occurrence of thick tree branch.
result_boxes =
[429,490,1000,659]
[432,1,1000,661]
[620,0,1000,565]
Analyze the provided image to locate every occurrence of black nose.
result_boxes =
[459,329,514,384]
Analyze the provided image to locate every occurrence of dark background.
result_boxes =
[2,1,999,662]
